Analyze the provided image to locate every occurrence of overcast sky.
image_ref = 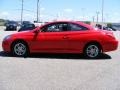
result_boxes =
[0,0,120,22]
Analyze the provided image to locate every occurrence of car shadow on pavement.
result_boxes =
[0,51,111,60]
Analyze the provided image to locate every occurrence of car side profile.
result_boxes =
[2,21,118,58]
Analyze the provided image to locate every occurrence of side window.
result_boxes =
[41,24,60,32]
[58,23,68,31]
[41,23,69,32]
[47,24,59,32]
[70,23,88,31]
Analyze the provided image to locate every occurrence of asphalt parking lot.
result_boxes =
[0,26,120,90]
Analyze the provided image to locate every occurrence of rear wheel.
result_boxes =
[11,41,29,57]
[84,44,101,59]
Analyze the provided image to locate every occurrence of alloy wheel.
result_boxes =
[13,42,27,56]
[85,44,100,58]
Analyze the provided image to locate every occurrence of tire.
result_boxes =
[11,41,29,57]
[84,44,101,59]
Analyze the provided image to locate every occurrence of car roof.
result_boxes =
[40,21,94,30]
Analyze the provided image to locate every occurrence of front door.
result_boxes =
[32,22,69,53]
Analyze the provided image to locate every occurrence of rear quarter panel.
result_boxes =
[66,30,103,53]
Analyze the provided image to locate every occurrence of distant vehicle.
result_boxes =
[5,21,18,31]
[111,24,120,31]
[18,23,36,32]
[21,21,31,25]
[2,21,118,58]
[95,24,102,29]
[95,24,116,31]
[103,26,116,31]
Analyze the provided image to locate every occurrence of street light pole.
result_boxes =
[21,0,24,24]
[37,0,39,22]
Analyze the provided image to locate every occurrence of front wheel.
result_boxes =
[84,44,101,59]
[11,41,29,57]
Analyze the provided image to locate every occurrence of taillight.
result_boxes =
[106,32,116,39]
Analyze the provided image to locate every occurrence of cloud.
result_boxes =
[0,11,10,19]
[114,12,119,16]
[103,12,120,22]
[1,12,9,15]
[64,8,73,13]
[40,7,45,11]
[0,10,120,23]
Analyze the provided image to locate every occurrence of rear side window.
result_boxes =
[69,23,88,31]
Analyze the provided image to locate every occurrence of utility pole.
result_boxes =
[37,0,39,22]
[101,0,104,29]
[21,0,24,24]
[96,11,100,24]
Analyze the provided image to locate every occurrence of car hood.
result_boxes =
[10,30,34,38]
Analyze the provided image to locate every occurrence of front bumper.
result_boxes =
[2,40,11,52]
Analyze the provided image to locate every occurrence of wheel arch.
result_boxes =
[10,39,29,53]
[83,41,103,53]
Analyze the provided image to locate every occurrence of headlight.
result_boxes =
[3,35,11,41]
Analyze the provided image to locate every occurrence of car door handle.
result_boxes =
[63,36,69,39]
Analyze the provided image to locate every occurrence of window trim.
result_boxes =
[68,22,89,31]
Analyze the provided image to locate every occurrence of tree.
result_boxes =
[107,23,112,28]
[84,21,91,25]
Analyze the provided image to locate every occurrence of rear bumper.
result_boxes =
[102,40,118,52]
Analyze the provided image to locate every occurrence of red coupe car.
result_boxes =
[2,21,118,58]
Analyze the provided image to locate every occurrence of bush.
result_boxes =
[83,21,91,25]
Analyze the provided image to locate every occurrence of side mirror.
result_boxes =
[34,30,39,34]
